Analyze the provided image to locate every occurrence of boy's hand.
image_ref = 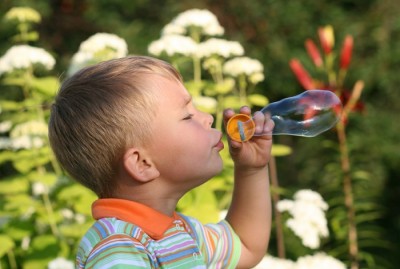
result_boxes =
[223,106,274,170]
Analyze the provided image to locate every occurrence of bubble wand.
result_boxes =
[227,90,342,142]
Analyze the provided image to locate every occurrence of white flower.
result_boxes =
[148,35,198,57]
[9,120,48,150]
[32,182,48,196]
[0,137,11,149]
[254,255,295,269]
[170,9,224,36]
[10,135,45,149]
[197,38,244,58]
[294,252,346,269]
[10,120,48,137]
[21,236,31,251]
[0,45,55,75]
[249,72,265,84]
[276,189,329,249]
[0,121,12,133]
[60,208,74,220]
[78,33,128,56]
[276,199,294,212]
[223,56,264,77]
[68,33,128,75]
[294,189,328,210]
[161,23,186,36]
[48,257,74,269]
[5,7,41,23]
[75,213,86,224]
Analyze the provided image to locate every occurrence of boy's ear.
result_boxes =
[123,148,160,183]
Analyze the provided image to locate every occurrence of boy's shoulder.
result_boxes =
[76,218,151,268]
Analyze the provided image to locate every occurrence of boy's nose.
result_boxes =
[204,112,214,127]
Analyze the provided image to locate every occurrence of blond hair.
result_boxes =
[48,56,182,198]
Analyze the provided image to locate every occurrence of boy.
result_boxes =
[48,55,274,268]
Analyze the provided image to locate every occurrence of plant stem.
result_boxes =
[269,156,286,258]
[43,191,60,237]
[193,56,201,83]
[336,120,359,269]
[215,94,224,131]
[7,250,17,269]
[238,75,247,106]
[335,81,364,269]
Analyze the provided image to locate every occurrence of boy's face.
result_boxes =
[146,76,224,193]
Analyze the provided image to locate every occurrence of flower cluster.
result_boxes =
[68,33,128,75]
[47,257,74,269]
[148,9,243,60]
[277,189,329,249]
[255,253,346,269]
[4,7,41,23]
[0,45,55,75]
[295,252,346,269]
[162,8,224,37]
[223,56,264,84]
[0,120,48,150]
[289,25,364,121]
[148,34,198,57]
[254,255,295,269]
[60,208,86,224]
[197,38,244,59]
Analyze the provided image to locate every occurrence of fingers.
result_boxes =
[253,111,274,136]
[224,106,274,142]
[253,111,265,134]
[263,114,275,135]
[223,106,251,122]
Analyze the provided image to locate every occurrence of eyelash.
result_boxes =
[183,114,194,120]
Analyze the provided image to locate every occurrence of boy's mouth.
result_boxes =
[214,134,224,151]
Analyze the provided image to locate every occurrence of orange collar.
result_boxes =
[92,198,181,240]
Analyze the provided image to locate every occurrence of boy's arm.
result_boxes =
[223,107,274,269]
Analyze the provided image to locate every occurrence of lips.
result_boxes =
[214,133,224,151]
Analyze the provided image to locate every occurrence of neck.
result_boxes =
[114,182,185,217]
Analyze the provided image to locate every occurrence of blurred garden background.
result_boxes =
[0,0,399,268]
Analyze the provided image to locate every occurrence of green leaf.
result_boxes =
[248,94,269,107]
[6,219,34,241]
[214,79,234,95]
[13,147,52,174]
[30,76,59,97]
[57,184,97,214]
[179,184,219,223]
[223,96,244,110]
[23,234,66,269]
[184,80,205,96]
[59,222,93,239]
[0,100,23,111]
[0,175,30,194]
[2,76,25,87]
[28,172,58,188]
[0,235,15,257]
[272,144,292,156]
[0,151,16,164]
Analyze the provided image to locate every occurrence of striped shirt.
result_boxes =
[76,199,241,268]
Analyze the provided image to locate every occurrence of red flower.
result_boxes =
[305,39,323,67]
[289,59,314,90]
[340,35,354,70]
[318,26,334,55]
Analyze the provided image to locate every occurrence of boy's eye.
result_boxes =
[183,114,194,120]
